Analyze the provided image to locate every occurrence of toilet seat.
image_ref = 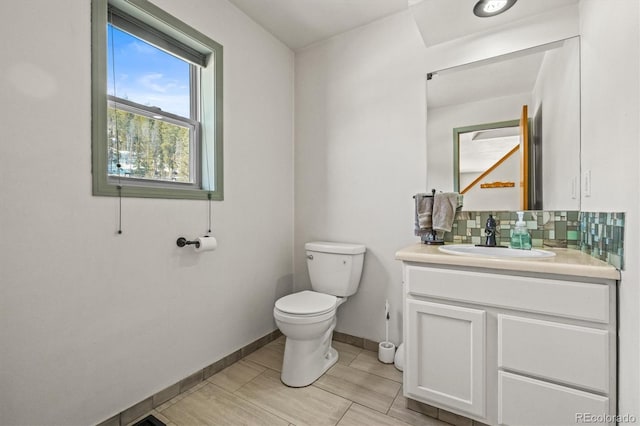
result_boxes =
[273,308,335,325]
[275,290,337,316]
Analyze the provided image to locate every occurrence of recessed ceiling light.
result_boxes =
[473,0,517,17]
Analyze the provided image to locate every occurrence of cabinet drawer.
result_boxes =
[405,265,610,323]
[498,315,609,393]
[498,372,610,426]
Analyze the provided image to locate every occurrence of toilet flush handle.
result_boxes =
[307,254,313,260]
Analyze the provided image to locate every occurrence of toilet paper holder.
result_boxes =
[176,237,200,248]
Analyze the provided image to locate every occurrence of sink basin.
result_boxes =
[438,244,556,259]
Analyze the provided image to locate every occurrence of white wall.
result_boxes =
[580,0,640,420]
[531,39,581,210]
[0,1,294,424]
[294,11,427,344]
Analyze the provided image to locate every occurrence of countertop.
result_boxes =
[395,244,620,281]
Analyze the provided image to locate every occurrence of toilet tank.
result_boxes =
[305,241,366,297]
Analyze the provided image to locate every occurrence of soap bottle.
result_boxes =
[510,211,532,250]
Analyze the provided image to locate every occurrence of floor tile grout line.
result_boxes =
[203,379,294,426]
[230,366,277,395]
[349,369,403,384]
[311,375,400,415]
[230,365,368,425]
[334,401,354,426]
[309,380,384,410]
[157,370,286,425]
[386,385,404,416]
[204,359,268,391]
[224,368,307,425]
[348,362,403,384]
[323,366,402,396]
[241,355,280,372]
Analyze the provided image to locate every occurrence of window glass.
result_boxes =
[107,105,194,183]
[107,25,191,118]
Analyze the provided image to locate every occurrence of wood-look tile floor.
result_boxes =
[129,337,451,426]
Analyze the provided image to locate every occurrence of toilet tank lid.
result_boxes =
[305,241,366,255]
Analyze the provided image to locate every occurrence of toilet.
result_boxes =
[273,241,366,387]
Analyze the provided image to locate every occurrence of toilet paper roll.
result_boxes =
[194,236,217,252]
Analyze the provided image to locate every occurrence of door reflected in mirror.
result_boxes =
[427,37,580,211]
[454,120,521,211]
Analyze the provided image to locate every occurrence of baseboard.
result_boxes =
[332,330,380,352]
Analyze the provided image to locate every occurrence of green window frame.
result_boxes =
[91,0,223,200]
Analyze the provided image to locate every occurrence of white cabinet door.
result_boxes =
[405,299,486,418]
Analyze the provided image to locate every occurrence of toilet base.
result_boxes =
[280,322,338,387]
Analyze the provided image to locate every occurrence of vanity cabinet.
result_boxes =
[400,257,618,426]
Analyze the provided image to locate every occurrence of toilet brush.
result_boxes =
[378,300,396,363]
[385,300,390,343]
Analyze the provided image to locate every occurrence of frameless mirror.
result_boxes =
[426,37,581,211]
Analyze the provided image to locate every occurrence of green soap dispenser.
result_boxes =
[510,211,532,250]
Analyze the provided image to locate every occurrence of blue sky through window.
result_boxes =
[107,25,191,118]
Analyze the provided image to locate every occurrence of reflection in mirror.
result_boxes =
[426,37,580,211]
[454,120,521,210]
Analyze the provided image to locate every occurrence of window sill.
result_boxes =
[92,181,223,201]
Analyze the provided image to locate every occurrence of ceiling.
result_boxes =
[426,36,575,110]
[410,0,578,47]
[460,133,519,174]
[427,50,545,109]
[227,0,579,51]
[227,0,408,50]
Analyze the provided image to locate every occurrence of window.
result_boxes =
[92,0,223,200]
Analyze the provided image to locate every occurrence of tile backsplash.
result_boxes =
[440,210,625,269]
[580,212,625,270]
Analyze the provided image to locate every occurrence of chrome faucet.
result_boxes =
[485,214,497,246]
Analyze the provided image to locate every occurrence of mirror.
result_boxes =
[426,37,580,211]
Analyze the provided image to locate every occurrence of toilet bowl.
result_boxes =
[274,291,345,387]
[274,242,366,387]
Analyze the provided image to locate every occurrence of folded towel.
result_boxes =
[414,194,433,236]
[432,192,460,232]
[417,196,433,229]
